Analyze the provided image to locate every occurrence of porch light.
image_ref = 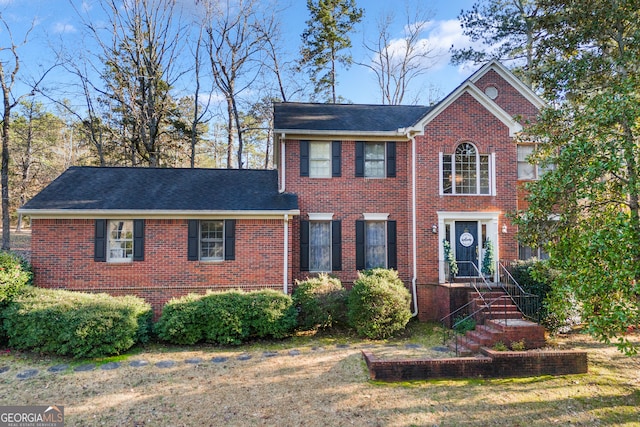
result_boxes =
[502,224,508,233]
[431,224,438,234]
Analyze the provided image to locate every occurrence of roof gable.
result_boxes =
[21,167,299,217]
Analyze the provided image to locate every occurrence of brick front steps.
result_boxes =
[362,347,588,381]
[453,318,547,355]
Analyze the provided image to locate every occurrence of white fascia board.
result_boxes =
[469,60,546,110]
[415,81,523,137]
[437,211,500,221]
[19,209,301,220]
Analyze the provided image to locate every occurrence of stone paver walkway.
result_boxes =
[3,342,453,381]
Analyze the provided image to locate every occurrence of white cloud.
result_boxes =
[52,22,77,34]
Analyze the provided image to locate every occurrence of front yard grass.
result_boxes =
[1,324,639,426]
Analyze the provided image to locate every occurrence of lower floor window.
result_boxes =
[200,220,224,261]
[108,220,133,262]
[365,221,387,269]
[310,221,331,272]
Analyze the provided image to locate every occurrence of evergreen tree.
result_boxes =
[299,0,363,103]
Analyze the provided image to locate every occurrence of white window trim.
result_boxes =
[308,212,334,221]
[438,145,495,196]
[363,213,389,221]
[199,219,225,262]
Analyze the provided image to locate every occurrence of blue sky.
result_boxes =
[0,0,479,106]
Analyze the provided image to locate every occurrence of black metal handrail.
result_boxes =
[497,262,541,323]
[440,261,513,355]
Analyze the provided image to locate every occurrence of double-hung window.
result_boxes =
[441,142,492,195]
[187,219,236,261]
[300,140,341,177]
[355,215,397,270]
[94,219,144,262]
[517,144,555,180]
[200,220,224,261]
[309,142,331,178]
[300,215,341,272]
[355,141,396,178]
[108,220,133,262]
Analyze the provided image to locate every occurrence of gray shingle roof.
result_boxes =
[273,102,431,132]
[21,167,298,212]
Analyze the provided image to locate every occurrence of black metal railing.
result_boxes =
[497,261,541,323]
[440,261,515,355]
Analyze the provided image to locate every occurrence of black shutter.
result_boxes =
[187,220,199,261]
[300,220,310,271]
[332,141,341,177]
[94,219,107,262]
[355,141,364,177]
[387,220,397,269]
[332,220,342,271]
[133,219,145,261]
[224,219,236,260]
[300,140,310,177]
[355,220,365,270]
[386,142,396,177]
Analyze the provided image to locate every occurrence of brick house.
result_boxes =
[20,61,544,320]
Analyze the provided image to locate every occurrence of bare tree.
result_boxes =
[203,0,270,169]
[359,4,441,105]
[0,15,53,249]
[78,0,188,167]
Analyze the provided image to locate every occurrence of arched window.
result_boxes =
[442,142,491,195]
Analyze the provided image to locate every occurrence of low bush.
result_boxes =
[155,289,297,345]
[4,288,152,358]
[0,251,32,306]
[0,251,33,343]
[292,274,348,330]
[347,269,412,339]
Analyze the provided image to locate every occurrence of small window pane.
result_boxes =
[517,145,536,179]
[480,155,490,194]
[310,221,331,272]
[200,220,224,260]
[108,220,133,261]
[310,142,331,178]
[364,142,385,178]
[442,155,452,194]
[365,221,386,269]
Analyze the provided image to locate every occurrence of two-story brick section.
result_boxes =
[273,60,543,321]
[20,61,544,320]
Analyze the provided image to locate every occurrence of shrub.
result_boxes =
[201,291,251,345]
[154,293,207,345]
[292,274,348,330]
[4,288,152,358]
[347,269,412,339]
[155,289,297,345]
[246,289,297,339]
[0,251,32,307]
[453,315,476,334]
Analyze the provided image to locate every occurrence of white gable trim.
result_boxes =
[414,81,523,137]
[469,60,546,110]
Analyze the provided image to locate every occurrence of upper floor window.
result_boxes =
[300,140,341,178]
[441,142,492,195]
[517,145,554,180]
[355,141,396,178]
[309,142,331,178]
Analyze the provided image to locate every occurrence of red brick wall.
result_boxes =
[31,218,291,315]
[285,140,412,287]
[474,69,539,121]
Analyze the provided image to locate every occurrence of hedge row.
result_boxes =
[154,289,297,345]
[4,287,152,359]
